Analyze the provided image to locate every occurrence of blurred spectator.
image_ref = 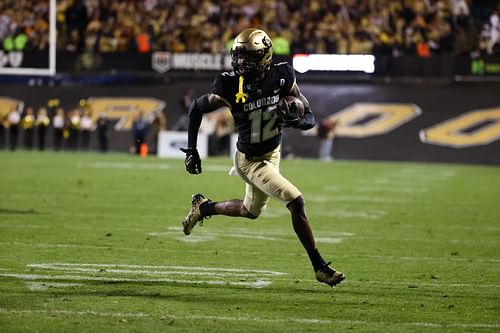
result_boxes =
[35,107,50,151]
[21,107,35,150]
[0,114,6,149]
[47,98,60,118]
[96,112,109,152]
[273,34,291,55]
[212,109,234,156]
[172,89,194,131]
[52,107,65,151]
[2,28,28,52]
[132,109,150,155]
[201,109,234,156]
[199,112,216,155]
[483,9,500,55]
[80,109,93,151]
[135,27,152,53]
[67,108,80,150]
[64,0,87,52]
[150,110,167,154]
[7,108,20,151]
[0,0,50,51]
[318,117,338,161]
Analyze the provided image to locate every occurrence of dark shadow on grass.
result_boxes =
[0,208,45,215]
[1,276,349,308]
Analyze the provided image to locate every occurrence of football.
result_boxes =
[277,96,305,119]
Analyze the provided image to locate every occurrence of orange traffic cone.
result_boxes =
[140,143,148,158]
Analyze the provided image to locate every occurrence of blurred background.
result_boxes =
[0,0,499,164]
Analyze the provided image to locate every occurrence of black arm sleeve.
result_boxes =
[187,94,217,148]
[297,107,315,130]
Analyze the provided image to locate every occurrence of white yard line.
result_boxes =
[27,263,286,276]
[395,170,456,178]
[372,178,425,186]
[9,262,284,289]
[1,259,498,290]
[260,209,289,218]
[372,177,451,185]
[0,273,271,289]
[0,308,497,329]
[269,278,500,289]
[167,226,355,237]
[314,237,343,244]
[397,224,500,232]
[149,231,281,241]
[3,221,497,233]
[78,162,174,170]
[78,162,230,172]
[51,212,161,220]
[1,241,499,262]
[175,235,217,243]
[354,186,429,193]
[350,236,499,245]
[345,254,500,263]
[0,224,50,229]
[307,194,410,204]
[3,274,498,290]
[329,195,410,204]
[151,227,352,243]
[25,282,84,291]
[317,210,386,219]
[348,280,500,289]
[153,228,497,245]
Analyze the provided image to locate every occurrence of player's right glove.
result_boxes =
[276,97,301,128]
[180,147,202,174]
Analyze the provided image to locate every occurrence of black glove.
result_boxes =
[276,101,300,128]
[180,148,202,174]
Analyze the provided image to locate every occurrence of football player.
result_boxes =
[180,28,345,287]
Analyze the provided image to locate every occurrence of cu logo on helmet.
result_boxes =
[262,36,272,48]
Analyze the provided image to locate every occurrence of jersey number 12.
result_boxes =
[249,106,279,143]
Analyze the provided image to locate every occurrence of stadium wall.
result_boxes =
[0,79,499,165]
[3,52,500,77]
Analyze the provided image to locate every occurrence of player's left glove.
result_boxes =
[180,147,202,174]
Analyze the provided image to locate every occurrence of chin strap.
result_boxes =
[235,76,247,103]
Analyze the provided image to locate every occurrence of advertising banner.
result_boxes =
[157,131,208,159]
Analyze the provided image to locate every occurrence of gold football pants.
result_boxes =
[234,146,302,217]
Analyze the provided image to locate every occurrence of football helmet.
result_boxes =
[230,28,273,80]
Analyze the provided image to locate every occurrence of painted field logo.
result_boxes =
[0,263,285,289]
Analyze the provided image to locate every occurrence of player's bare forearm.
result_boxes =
[289,83,315,130]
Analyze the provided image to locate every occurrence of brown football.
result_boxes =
[278,96,305,118]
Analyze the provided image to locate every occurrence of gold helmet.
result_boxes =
[230,28,273,79]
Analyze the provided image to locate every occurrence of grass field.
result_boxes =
[0,151,499,332]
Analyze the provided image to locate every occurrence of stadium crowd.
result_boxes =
[0,0,499,56]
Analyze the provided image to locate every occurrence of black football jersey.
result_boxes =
[212,62,296,156]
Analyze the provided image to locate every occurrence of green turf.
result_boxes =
[0,151,499,332]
